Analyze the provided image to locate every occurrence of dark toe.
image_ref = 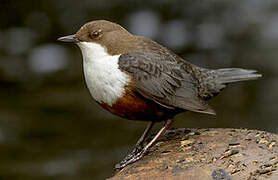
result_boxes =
[115,149,146,169]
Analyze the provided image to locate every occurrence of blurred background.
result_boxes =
[0,0,277,179]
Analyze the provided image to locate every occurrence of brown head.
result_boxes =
[58,20,137,55]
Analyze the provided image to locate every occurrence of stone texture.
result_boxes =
[109,128,278,180]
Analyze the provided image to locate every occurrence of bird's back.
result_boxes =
[119,36,261,110]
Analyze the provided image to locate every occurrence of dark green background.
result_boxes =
[0,0,277,179]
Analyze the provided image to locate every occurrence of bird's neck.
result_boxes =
[77,41,130,106]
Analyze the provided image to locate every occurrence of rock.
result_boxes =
[109,128,278,180]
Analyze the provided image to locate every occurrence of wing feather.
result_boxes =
[118,52,215,115]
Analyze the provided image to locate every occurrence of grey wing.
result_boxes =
[118,52,215,115]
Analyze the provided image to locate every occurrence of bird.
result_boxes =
[58,20,262,169]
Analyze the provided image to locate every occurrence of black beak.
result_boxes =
[57,35,80,43]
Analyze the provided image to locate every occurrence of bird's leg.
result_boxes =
[135,121,155,148]
[115,119,173,169]
[115,121,154,169]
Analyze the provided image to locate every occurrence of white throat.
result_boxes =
[77,42,130,106]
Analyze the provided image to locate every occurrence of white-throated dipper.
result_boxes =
[58,20,262,169]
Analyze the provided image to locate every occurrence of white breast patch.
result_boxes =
[77,42,130,106]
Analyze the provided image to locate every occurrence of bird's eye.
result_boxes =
[90,30,102,39]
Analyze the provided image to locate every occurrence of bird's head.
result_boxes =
[58,20,133,55]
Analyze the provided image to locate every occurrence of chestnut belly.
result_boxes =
[97,91,179,122]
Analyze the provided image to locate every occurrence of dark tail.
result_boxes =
[214,68,262,84]
[199,68,262,100]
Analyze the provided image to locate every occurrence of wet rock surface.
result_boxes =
[109,128,278,180]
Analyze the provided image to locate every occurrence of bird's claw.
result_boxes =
[115,145,146,169]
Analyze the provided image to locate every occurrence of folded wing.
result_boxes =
[118,52,215,115]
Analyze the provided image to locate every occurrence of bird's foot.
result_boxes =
[115,145,146,169]
[115,119,174,170]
